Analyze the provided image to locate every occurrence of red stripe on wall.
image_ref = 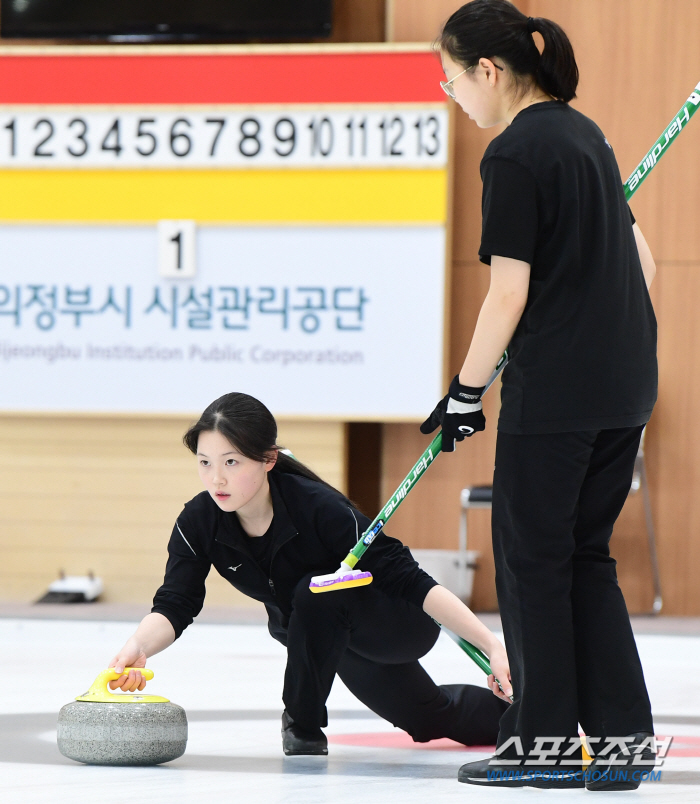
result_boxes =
[0,52,446,105]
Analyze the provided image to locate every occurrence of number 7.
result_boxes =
[205,118,226,156]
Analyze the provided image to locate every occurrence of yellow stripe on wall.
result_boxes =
[0,169,446,223]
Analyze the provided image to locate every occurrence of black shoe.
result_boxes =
[585,732,656,791]
[458,757,585,789]
[281,710,328,756]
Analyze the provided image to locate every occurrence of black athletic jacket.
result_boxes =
[151,470,438,642]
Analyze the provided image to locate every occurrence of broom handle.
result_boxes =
[623,81,700,201]
[444,631,493,675]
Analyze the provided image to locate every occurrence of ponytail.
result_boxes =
[529,16,579,103]
[183,391,345,497]
[438,0,578,103]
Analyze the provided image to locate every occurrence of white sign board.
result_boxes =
[0,225,445,418]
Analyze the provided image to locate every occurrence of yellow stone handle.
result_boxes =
[75,667,168,703]
[107,667,154,682]
[88,667,154,697]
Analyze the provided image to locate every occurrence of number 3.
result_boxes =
[67,118,88,157]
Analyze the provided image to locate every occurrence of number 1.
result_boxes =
[4,119,16,157]
[170,232,182,270]
[158,220,196,278]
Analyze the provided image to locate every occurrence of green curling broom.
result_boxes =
[310,81,700,687]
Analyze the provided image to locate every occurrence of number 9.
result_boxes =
[274,117,296,157]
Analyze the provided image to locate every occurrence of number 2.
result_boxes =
[33,119,55,157]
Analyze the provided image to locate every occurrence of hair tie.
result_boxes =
[526,17,537,34]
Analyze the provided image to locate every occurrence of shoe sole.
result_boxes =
[586,780,642,791]
[283,748,328,756]
[459,774,584,789]
[585,750,656,790]
[586,770,650,791]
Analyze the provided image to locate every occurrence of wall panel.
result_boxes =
[327,0,386,42]
[387,0,464,43]
[0,415,346,604]
[648,262,700,614]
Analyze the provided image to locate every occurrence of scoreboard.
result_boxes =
[0,46,450,419]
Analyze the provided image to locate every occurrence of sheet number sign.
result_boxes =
[158,220,196,278]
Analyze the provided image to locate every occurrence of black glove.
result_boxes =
[420,375,485,452]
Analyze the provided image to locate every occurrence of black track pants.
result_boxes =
[492,426,654,757]
[281,575,507,745]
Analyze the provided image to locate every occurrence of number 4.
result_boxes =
[101,119,123,156]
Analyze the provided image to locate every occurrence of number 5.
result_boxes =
[136,118,157,157]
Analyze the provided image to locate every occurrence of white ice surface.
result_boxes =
[0,618,698,803]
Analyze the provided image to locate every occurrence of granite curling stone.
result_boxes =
[57,667,187,766]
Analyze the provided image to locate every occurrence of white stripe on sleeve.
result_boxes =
[176,521,197,556]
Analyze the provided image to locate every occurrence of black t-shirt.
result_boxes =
[243,522,274,576]
[228,514,274,576]
[479,101,657,434]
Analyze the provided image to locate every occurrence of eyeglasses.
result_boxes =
[440,63,504,100]
[440,69,467,99]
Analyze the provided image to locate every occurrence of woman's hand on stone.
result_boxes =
[108,643,148,691]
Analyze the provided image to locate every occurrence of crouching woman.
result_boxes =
[109,392,511,755]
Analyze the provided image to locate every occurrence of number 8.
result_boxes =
[239,118,262,157]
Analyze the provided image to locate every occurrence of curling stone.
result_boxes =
[57,667,187,766]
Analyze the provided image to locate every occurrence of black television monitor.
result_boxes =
[0,0,334,41]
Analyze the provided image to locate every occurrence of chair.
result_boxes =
[459,429,663,614]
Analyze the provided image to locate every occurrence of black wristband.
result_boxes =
[448,375,485,402]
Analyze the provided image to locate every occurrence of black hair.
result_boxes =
[438,0,578,103]
[183,391,342,495]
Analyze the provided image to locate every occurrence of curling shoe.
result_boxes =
[585,732,656,791]
[458,757,585,789]
[281,710,328,756]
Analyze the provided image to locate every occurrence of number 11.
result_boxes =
[346,118,367,157]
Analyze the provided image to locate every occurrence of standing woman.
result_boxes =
[108,392,511,756]
[421,0,657,791]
